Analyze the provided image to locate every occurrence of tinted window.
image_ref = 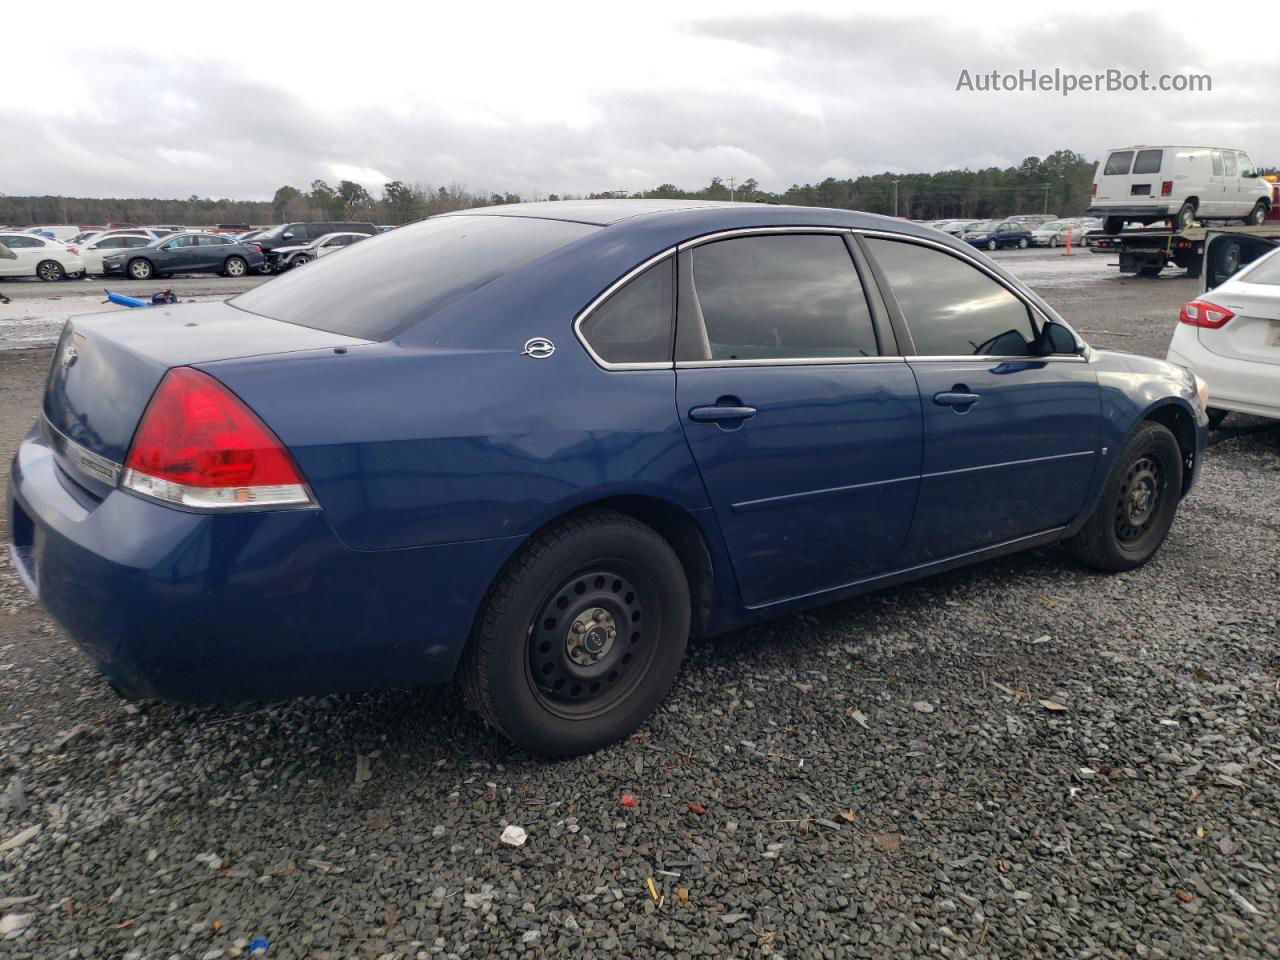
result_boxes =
[198,235,229,246]
[2,236,39,248]
[124,237,151,248]
[578,258,673,364]
[1104,151,1134,175]
[689,234,878,360]
[97,237,126,249]
[864,238,1037,357]
[232,215,598,341]
[1223,152,1237,177]
[1132,149,1163,174]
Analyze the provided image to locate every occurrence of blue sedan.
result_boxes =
[7,201,1207,755]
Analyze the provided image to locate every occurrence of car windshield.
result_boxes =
[231,214,599,341]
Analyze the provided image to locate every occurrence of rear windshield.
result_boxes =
[1240,249,1280,285]
[1132,149,1163,174]
[1103,151,1134,176]
[231,215,599,340]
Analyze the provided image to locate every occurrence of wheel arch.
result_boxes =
[1140,399,1198,496]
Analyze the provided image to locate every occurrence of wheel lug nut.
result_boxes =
[572,622,586,634]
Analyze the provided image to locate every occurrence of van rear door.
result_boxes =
[1095,149,1165,215]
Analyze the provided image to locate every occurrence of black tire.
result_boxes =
[223,256,248,278]
[36,260,65,282]
[986,239,997,251]
[1065,421,1183,572]
[1245,201,1268,226]
[290,255,311,269]
[1103,216,1125,234]
[461,510,690,756]
[127,258,153,280]
[1050,236,1059,248]
[1017,237,1028,249]
[1173,201,1197,231]
[1206,407,1229,429]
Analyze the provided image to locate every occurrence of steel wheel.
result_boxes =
[1114,455,1163,544]
[36,260,65,282]
[224,256,247,277]
[526,564,657,720]
[1247,202,1267,226]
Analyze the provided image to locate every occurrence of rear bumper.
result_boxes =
[1168,339,1280,420]
[1087,205,1171,218]
[7,426,522,702]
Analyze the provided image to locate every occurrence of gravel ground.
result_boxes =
[1,256,1277,958]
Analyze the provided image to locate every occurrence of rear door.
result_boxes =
[1128,148,1165,209]
[0,235,42,276]
[1094,150,1136,208]
[859,233,1101,563]
[674,231,923,608]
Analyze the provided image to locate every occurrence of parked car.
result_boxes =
[938,220,985,237]
[237,227,275,244]
[213,223,251,235]
[22,225,82,242]
[963,220,1033,250]
[80,232,161,276]
[268,231,369,270]
[254,221,379,255]
[0,232,85,280]
[100,232,265,280]
[1089,145,1272,233]
[1167,232,1280,427]
[1030,219,1091,248]
[7,201,1208,755]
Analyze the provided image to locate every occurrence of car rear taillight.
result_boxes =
[67,246,78,255]
[1178,299,1234,329]
[122,367,313,509]
[1161,181,1173,197]
[1091,183,1097,197]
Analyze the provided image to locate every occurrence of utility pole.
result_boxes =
[892,179,900,218]
[1043,183,1050,214]
[726,176,737,202]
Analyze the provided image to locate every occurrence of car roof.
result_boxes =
[437,198,945,238]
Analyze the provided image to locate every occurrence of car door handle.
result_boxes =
[933,390,982,408]
[689,404,757,423]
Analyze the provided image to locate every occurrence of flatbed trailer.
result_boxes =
[1086,224,1280,277]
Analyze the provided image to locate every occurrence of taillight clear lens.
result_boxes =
[122,367,313,509]
[1178,299,1234,329]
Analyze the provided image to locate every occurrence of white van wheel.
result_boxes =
[1174,201,1196,231]
[1246,201,1268,226]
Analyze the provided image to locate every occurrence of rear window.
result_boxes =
[1132,149,1163,174]
[232,215,598,340]
[1240,249,1280,285]
[1104,151,1134,176]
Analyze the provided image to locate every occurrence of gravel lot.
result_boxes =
[1,249,1277,958]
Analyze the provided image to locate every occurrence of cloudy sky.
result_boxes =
[4,1,1277,200]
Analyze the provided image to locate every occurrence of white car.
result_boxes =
[1167,232,1280,426]
[79,230,162,275]
[1030,219,1092,248]
[271,231,368,270]
[0,232,85,281]
[23,224,83,242]
[1089,145,1272,233]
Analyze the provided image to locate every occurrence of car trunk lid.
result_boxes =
[1200,282,1280,367]
[42,300,367,494]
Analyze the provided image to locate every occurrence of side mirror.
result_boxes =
[1043,322,1081,355]
[282,232,295,240]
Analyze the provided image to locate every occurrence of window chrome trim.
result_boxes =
[41,415,121,486]
[677,225,854,250]
[853,227,1089,356]
[903,354,1090,364]
[676,356,902,369]
[572,246,677,371]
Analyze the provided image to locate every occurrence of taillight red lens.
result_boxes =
[1179,299,1234,329]
[67,246,78,255]
[1161,181,1173,196]
[252,243,262,253]
[123,367,312,508]
[1091,183,1097,197]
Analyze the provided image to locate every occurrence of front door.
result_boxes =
[860,234,1101,563]
[674,232,923,608]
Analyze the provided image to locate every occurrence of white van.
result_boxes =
[1088,146,1272,232]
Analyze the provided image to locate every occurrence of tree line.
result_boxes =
[0,150,1121,227]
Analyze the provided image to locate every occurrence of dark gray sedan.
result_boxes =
[102,232,267,280]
